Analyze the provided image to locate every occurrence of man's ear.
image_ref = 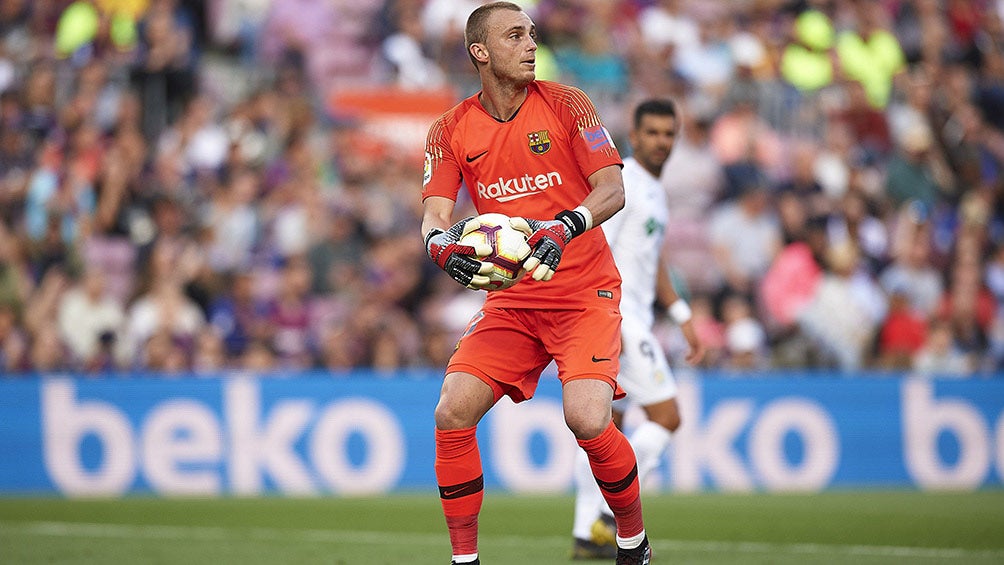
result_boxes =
[470,43,489,64]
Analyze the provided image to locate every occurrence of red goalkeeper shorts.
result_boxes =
[446,305,624,403]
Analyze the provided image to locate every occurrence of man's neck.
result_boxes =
[478,78,530,122]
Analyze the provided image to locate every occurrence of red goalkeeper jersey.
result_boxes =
[422,81,623,309]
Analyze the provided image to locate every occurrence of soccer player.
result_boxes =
[421,3,651,564]
[570,99,705,559]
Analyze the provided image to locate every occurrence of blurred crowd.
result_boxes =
[0,0,1001,377]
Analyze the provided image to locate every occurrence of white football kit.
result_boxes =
[602,156,678,407]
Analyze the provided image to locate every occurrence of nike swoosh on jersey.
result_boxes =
[497,193,542,202]
[591,355,612,362]
[466,150,488,162]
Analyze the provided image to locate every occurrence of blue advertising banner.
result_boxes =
[0,372,1001,497]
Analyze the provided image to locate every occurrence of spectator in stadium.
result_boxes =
[28,324,68,373]
[305,206,364,295]
[886,66,936,151]
[206,270,268,359]
[776,190,811,246]
[913,317,974,376]
[549,4,628,106]
[721,293,768,370]
[265,254,313,369]
[155,95,228,177]
[141,327,189,373]
[56,266,126,369]
[826,190,889,274]
[779,9,835,94]
[191,327,227,374]
[381,1,446,91]
[798,241,887,371]
[776,140,829,219]
[658,104,723,294]
[876,286,928,370]
[880,203,944,319]
[570,98,704,560]
[314,322,365,370]
[24,155,96,247]
[19,63,59,150]
[940,102,1003,192]
[937,237,995,359]
[0,219,28,315]
[983,241,1004,370]
[129,0,198,142]
[239,337,277,372]
[201,166,259,273]
[707,176,782,301]
[122,242,205,367]
[709,96,784,183]
[833,81,893,159]
[0,302,26,373]
[420,4,649,563]
[835,0,907,109]
[884,122,954,209]
[91,141,136,238]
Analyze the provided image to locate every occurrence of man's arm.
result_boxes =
[578,164,625,226]
[656,261,705,365]
[422,195,457,239]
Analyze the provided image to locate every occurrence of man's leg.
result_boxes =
[571,448,604,539]
[570,408,626,553]
[570,447,617,559]
[593,398,681,538]
[434,372,495,564]
[562,379,646,550]
[633,398,681,480]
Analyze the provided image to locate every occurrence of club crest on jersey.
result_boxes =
[527,130,551,155]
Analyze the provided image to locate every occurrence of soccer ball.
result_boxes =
[459,213,531,291]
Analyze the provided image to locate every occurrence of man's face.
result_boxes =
[482,9,537,86]
[630,113,678,176]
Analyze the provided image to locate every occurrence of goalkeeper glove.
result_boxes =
[510,208,590,282]
[425,217,494,289]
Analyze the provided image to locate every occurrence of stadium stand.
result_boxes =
[0,0,1002,376]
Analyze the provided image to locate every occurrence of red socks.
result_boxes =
[577,420,645,539]
[435,427,483,556]
[436,421,644,554]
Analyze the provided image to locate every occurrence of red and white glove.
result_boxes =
[425,217,493,289]
[511,208,590,281]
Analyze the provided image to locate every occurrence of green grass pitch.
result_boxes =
[2,491,1002,564]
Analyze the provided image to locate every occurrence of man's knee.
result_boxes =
[565,410,611,440]
[435,372,494,430]
[562,378,615,440]
[434,400,471,430]
[662,411,681,433]
[646,398,682,432]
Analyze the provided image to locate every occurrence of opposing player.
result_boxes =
[421,3,651,564]
[571,99,704,559]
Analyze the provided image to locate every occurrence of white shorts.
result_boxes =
[612,318,677,411]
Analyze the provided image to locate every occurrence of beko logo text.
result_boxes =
[476,171,562,202]
[41,379,405,496]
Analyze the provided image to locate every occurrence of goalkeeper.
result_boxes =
[421,3,651,564]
